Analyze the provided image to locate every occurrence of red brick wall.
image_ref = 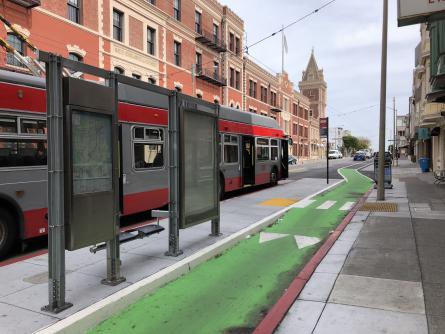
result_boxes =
[165,31,194,69]
[102,0,110,37]
[0,1,30,69]
[41,0,98,31]
[82,0,98,31]
[129,16,143,51]
[245,95,269,114]
[0,5,99,70]
[226,87,241,108]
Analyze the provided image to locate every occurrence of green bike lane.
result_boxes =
[89,168,372,334]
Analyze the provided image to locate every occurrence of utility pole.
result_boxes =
[377,0,388,201]
[393,97,397,167]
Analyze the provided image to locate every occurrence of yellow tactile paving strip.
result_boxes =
[260,198,298,207]
[359,202,398,212]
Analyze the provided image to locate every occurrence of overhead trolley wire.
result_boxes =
[244,0,337,53]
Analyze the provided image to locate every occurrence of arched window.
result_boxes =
[175,86,182,92]
[148,77,156,84]
[196,93,202,99]
[6,33,24,67]
[114,67,124,75]
[68,52,83,62]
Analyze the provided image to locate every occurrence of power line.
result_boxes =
[329,104,378,117]
[244,0,337,52]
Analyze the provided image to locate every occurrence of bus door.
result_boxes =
[118,123,124,212]
[281,139,289,179]
[242,136,255,186]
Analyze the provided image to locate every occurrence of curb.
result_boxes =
[36,179,344,334]
[253,186,372,334]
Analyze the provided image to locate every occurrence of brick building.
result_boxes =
[0,0,324,160]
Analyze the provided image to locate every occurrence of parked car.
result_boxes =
[363,149,372,159]
[328,150,343,159]
[354,152,366,161]
[288,155,298,165]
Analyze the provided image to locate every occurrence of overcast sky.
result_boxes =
[219,0,420,149]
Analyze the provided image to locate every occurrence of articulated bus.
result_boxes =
[0,69,289,257]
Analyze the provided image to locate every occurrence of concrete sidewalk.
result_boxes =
[277,159,445,334]
[0,177,334,334]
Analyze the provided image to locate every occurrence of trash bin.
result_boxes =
[373,154,393,189]
[419,157,430,172]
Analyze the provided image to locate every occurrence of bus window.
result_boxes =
[271,139,279,161]
[20,119,47,135]
[0,117,17,133]
[134,143,163,169]
[256,137,269,161]
[133,126,164,170]
[223,134,238,164]
[0,139,47,167]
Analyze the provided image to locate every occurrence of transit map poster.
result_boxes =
[71,110,113,195]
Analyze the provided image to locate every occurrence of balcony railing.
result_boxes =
[195,29,227,53]
[9,0,40,8]
[195,66,227,87]
[421,103,445,126]
[270,104,283,113]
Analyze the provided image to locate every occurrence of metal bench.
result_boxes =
[90,211,168,253]
[434,170,445,184]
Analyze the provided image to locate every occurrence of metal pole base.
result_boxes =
[374,183,393,190]
[210,218,221,237]
[101,276,126,286]
[165,249,183,257]
[41,302,73,314]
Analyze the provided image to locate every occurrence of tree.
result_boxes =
[342,135,371,153]
[342,135,359,152]
[357,137,371,150]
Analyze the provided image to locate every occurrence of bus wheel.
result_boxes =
[270,168,278,186]
[0,208,16,259]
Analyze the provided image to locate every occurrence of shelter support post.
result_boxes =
[166,92,183,257]
[41,54,72,314]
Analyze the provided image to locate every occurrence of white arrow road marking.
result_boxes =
[294,235,321,249]
[339,202,355,211]
[292,199,316,208]
[317,201,337,210]
[259,232,290,244]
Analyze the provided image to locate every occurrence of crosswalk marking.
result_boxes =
[291,200,356,212]
[339,202,355,211]
[317,201,337,210]
[292,199,316,208]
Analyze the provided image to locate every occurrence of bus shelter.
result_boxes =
[39,52,220,313]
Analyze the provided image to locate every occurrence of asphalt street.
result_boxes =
[0,159,372,263]
[289,158,372,181]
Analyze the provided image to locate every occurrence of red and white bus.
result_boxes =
[0,69,289,257]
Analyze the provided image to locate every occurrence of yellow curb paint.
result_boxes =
[260,198,298,207]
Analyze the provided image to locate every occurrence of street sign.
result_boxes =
[398,0,445,26]
[320,117,328,138]
[319,117,329,184]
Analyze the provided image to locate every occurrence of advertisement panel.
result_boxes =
[398,0,445,26]
[178,95,219,229]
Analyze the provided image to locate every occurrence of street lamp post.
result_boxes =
[377,0,388,201]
